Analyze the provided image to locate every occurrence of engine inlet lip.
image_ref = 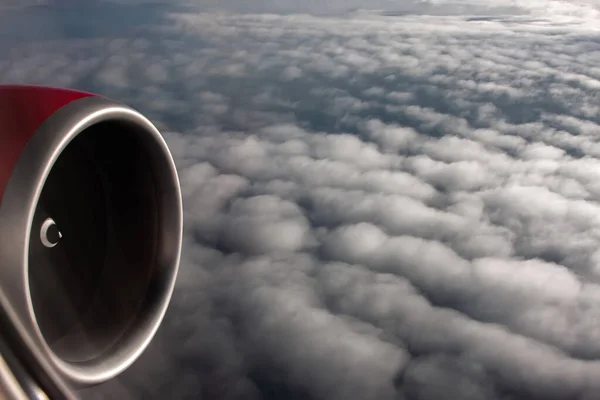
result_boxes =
[0,96,183,388]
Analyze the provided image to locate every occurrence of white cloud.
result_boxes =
[8,3,600,399]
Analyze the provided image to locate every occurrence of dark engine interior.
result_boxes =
[28,120,160,363]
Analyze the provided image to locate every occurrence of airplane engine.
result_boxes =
[0,85,183,397]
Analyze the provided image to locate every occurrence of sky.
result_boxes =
[3,1,600,399]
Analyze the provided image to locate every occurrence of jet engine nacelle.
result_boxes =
[0,85,182,397]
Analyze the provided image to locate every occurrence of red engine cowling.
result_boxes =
[0,85,183,397]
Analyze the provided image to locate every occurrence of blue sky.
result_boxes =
[3,1,600,399]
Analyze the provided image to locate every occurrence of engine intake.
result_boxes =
[0,88,182,393]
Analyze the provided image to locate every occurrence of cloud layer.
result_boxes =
[4,3,600,399]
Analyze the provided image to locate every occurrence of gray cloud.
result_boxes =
[5,2,600,399]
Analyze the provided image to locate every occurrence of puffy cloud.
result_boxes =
[7,2,600,400]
